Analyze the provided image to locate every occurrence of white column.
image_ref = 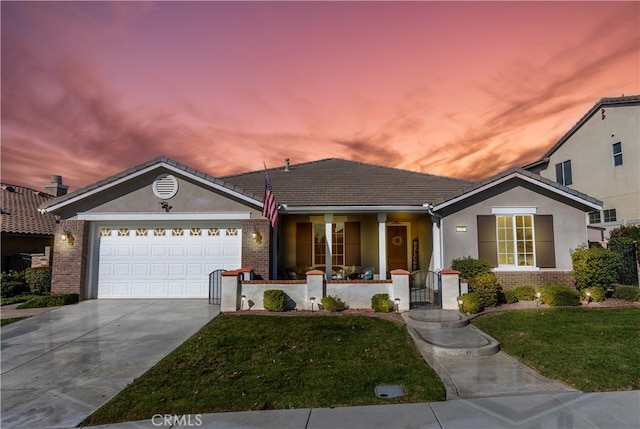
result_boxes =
[432,218,443,271]
[378,213,387,280]
[324,214,333,279]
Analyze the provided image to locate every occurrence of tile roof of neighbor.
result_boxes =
[1,184,57,235]
[524,95,640,168]
[221,158,474,206]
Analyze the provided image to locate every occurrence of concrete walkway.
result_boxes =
[1,300,219,429]
[1,302,60,319]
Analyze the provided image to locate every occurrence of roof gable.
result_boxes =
[222,158,473,208]
[40,156,262,213]
[1,184,57,235]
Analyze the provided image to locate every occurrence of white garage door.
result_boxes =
[97,225,241,298]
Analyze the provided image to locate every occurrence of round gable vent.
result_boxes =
[153,174,178,199]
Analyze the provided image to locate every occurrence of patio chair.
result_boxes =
[360,267,375,280]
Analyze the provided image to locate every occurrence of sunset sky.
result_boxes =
[2,1,639,192]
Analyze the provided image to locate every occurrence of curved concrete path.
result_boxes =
[1,300,219,429]
[403,309,579,400]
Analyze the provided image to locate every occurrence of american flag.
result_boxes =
[262,167,279,228]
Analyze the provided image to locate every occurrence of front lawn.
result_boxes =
[82,314,445,426]
[473,308,640,392]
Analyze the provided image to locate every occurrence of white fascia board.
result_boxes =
[282,205,428,214]
[433,173,602,212]
[77,212,252,221]
[43,163,261,213]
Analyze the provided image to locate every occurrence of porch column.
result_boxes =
[378,213,387,280]
[324,213,333,279]
[432,218,443,271]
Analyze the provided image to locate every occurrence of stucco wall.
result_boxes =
[537,104,640,226]
[441,181,589,271]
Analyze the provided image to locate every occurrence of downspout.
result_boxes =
[425,204,444,271]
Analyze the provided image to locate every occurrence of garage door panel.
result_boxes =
[98,223,241,298]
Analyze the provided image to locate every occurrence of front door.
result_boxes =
[387,225,408,272]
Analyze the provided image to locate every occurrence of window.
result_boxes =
[555,160,572,186]
[314,223,345,266]
[612,142,623,166]
[496,215,535,267]
[296,222,361,267]
[603,209,617,223]
[588,211,601,224]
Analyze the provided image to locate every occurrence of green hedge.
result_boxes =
[451,256,493,280]
[263,289,286,312]
[537,284,581,307]
[469,273,502,308]
[371,293,393,313]
[571,245,623,290]
[613,285,640,302]
[321,295,348,312]
[503,289,519,304]
[25,267,52,295]
[513,285,537,301]
[461,292,484,314]
[582,287,606,303]
[0,271,28,298]
[17,294,79,309]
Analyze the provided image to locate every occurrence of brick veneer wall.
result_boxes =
[30,246,52,268]
[241,219,271,280]
[51,220,89,298]
[495,271,575,289]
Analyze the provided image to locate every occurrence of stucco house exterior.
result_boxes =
[39,156,601,304]
[525,95,640,235]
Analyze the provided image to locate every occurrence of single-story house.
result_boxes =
[39,157,602,303]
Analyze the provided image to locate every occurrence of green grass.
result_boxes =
[473,308,640,392]
[82,315,445,426]
[1,317,29,326]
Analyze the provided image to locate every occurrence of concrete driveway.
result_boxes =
[1,300,219,429]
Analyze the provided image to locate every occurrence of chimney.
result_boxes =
[284,158,291,172]
[43,175,69,197]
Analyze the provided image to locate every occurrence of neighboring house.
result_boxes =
[39,156,602,301]
[1,176,68,272]
[525,95,640,235]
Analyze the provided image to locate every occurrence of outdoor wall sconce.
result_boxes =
[455,225,467,232]
[241,295,246,311]
[310,296,316,312]
[251,228,262,244]
[61,228,74,245]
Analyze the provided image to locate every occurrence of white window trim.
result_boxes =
[492,207,537,215]
[494,213,538,269]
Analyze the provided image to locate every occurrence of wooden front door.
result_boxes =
[387,225,408,271]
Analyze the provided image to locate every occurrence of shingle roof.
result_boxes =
[1,184,57,235]
[525,95,640,168]
[222,158,473,206]
[433,167,603,210]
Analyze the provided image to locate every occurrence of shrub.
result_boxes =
[371,293,393,313]
[537,284,581,307]
[613,285,640,302]
[451,256,493,280]
[503,289,519,304]
[582,287,606,303]
[0,271,28,298]
[571,244,623,290]
[513,285,537,301]
[25,267,52,295]
[17,293,79,309]
[469,273,502,308]
[461,292,484,314]
[608,225,640,244]
[321,295,348,312]
[263,289,286,312]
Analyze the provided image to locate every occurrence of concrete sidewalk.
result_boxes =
[84,390,640,429]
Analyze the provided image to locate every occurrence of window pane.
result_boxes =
[603,209,617,222]
[589,211,601,224]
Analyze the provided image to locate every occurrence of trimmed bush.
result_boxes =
[371,293,393,313]
[513,285,537,301]
[571,245,623,290]
[582,287,606,303]
[537,284,581,307]
[613,285,640,302]
[0,271,28,298]
[469,273,502,308]
[321,295,348,312]
[461,292,484,314]
[503,289,519,304]
[451,256,493,280]
[17,293,79,309]
[263,289,286,312]
[25,267,52,295]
